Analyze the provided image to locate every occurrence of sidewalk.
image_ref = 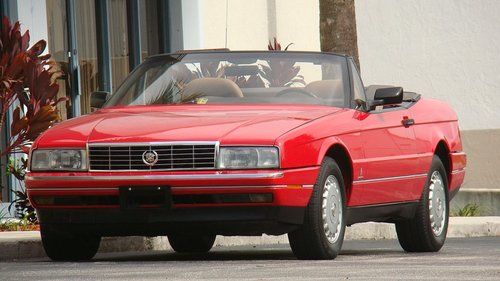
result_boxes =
[1,217,499,261]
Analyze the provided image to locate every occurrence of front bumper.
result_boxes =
[26,167,318,207]
[27,167,319,235]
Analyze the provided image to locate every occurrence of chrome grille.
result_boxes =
[88,143,217,171]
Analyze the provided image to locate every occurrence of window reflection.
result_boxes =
[46,0,70,119]
[45,0,165,116]
[108,0,130,92]
[140,0,160,60]
[75,0,99,115]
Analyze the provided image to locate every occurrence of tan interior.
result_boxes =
[182,78,244,99]
[304,79,343,99]
[181,78,346,104]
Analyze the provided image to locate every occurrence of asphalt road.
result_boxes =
[1,237,499,281]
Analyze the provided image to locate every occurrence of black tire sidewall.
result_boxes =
[41,225,101,261]
[313,158,347,257]
[168,234,216,253]
[423,156,450,248]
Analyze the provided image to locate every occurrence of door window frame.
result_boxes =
[346,57,367,110]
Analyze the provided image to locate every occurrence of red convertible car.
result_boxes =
[26,51,466,261]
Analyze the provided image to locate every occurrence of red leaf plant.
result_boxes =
[0,17,65,223]
[262,37,305,87]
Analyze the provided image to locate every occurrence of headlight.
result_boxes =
[218,147,279,169]
[30,149,88,171]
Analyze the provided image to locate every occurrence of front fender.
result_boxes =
[278,134,361,170]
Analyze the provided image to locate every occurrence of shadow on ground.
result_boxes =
[40,239,407,262]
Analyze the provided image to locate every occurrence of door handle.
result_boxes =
[402,116,415,127]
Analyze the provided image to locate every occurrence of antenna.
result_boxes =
[225,0,229,48]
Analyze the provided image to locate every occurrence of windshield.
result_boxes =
[104,52,350,108]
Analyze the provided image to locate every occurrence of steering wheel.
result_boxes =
[275,88,320,99]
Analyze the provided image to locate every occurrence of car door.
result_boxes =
[348,59,421,206]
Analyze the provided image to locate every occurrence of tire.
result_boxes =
[41,225,101,261]
[288,157,347,260]
[168,234,216,253]
[396,155,449,252]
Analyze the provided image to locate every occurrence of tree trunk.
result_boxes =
[319,0,360,67]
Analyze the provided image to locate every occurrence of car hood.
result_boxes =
[35,105,342,148]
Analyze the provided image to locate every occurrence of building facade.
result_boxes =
[354,0,500,194]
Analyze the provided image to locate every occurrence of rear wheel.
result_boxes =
[288,157,346,260]
[41,225,101,261]
[396,155,449,252]
[168,234,216,253]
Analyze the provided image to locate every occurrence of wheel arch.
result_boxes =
[434,140,452,186]
[322,143,353,202]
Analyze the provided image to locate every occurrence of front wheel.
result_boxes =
[288,157,346,260]
[396,155,449,252]
[41,225,101,261]
[168,234,216,253]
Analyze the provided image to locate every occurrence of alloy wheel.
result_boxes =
[322,175,343,244]
[428,171,447,236]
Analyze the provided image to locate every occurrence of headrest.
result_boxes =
[305,79,343,99]
[182,78,244,99]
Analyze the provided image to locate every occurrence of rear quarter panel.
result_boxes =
[410,98,466,193]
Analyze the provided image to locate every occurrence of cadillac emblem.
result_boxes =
[142,150,159,166]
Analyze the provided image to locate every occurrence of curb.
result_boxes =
[0,235,154,261]
[1,217,499,261]
[451,188,500,216]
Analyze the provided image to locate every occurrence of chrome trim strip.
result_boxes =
[28,185,291,192]
[215,141,220,169]
[353,153,433,164]
[89,167,218,172]
[172,185,288,189]
[26,172,284,181]
[353,173,428,184]
[88,141,219,147]
[451,169,465,175]
[28,187,119,191]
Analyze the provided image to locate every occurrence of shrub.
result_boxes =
[0,16,65,223]
[451,203,481,217]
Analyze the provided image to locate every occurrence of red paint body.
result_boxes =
[27,99,466,213]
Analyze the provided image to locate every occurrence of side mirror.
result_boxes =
[90,91,110,109]
[369,87,403,110]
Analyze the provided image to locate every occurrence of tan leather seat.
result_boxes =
[304,79,344,99]
[182,78,244,100]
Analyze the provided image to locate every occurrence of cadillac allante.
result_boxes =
[26,51,466,261]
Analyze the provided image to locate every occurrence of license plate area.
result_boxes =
[119,186,171,210]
